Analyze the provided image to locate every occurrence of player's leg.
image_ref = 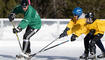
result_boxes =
[23,26,39,54]
[95,34,105,58]
[80,35,90,59]
[88,40,96,59]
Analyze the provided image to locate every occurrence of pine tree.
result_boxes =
[0,0,5,18]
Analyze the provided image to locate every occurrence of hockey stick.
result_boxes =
[29,38,59,57]
[29,40,69,58]
[11,21,22,51]
[43,40,69,52]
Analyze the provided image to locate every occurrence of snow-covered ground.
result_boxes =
[0,22,105,60]
[0,40,105,60]
[0,40,82,60]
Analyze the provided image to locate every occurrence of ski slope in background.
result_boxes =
[0,20,105,60]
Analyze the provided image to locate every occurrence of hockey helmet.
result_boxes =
[21,0,28,8]
[85,12,94,24]
[85,12,94,18]
[72,7,83,17]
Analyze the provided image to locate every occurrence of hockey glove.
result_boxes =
[13,27,22,33]
[88,29,96,36]
[59,32,67,39]
[59,27,70,39]
[8,13,15,22]
[93,33,103,42]
[71,34,78,42]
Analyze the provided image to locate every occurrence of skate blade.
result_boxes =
[21,53,29,58]
[16,56,31,60]
[88,57,97,60]
[16,55,31,60]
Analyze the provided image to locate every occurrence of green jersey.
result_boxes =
[12,5,41,29]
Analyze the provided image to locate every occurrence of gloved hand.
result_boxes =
[8,13,15,22]
[59,33,67,39]
[95,33,103,38]
[13,27,22,33]
[88,29,96,36]
[92,33,103,42]
[59,27,70,39]
[71,34,78,42]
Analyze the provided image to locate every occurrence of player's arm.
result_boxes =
[59,27,70,39]
[59,20,74,39]
[8,5,22,22]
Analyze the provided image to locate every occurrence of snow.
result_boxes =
[0,40,105,60]
[0,21,105,60]
[0,40,83,60]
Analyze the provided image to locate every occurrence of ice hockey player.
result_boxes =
[58,7,105,59]
[80,12,105,59]
[8,0,41,57]
[59,7,86,41]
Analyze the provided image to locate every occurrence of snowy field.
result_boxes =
[0,20,105,60]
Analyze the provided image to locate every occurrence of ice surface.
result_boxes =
[0,40,105,60]
[0,40,83,60]
[0,22,105,60]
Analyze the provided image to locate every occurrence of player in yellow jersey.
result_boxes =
[59,9,105,59]
[80,13,105,59]
[59,7,86,41]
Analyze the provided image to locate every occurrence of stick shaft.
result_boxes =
[11,21,22,51]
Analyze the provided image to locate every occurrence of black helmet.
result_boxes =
[21,0,28,8]
[85,12,95,24]
[85,12,94,18]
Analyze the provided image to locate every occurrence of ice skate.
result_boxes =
[97,52,105,58]
[24,53,31,60]
[88,52,97,60]
[16,52,31,60]
[80,53,88,59]
[16,54,25,60]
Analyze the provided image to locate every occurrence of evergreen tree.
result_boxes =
[0,0,5,18]
[5,0,16,18]
[1,0,105,18]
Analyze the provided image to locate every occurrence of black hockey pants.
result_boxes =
[84,33,105,55]
[84,33,94,54]
[93,34,105,53]
[23,26,39,53]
